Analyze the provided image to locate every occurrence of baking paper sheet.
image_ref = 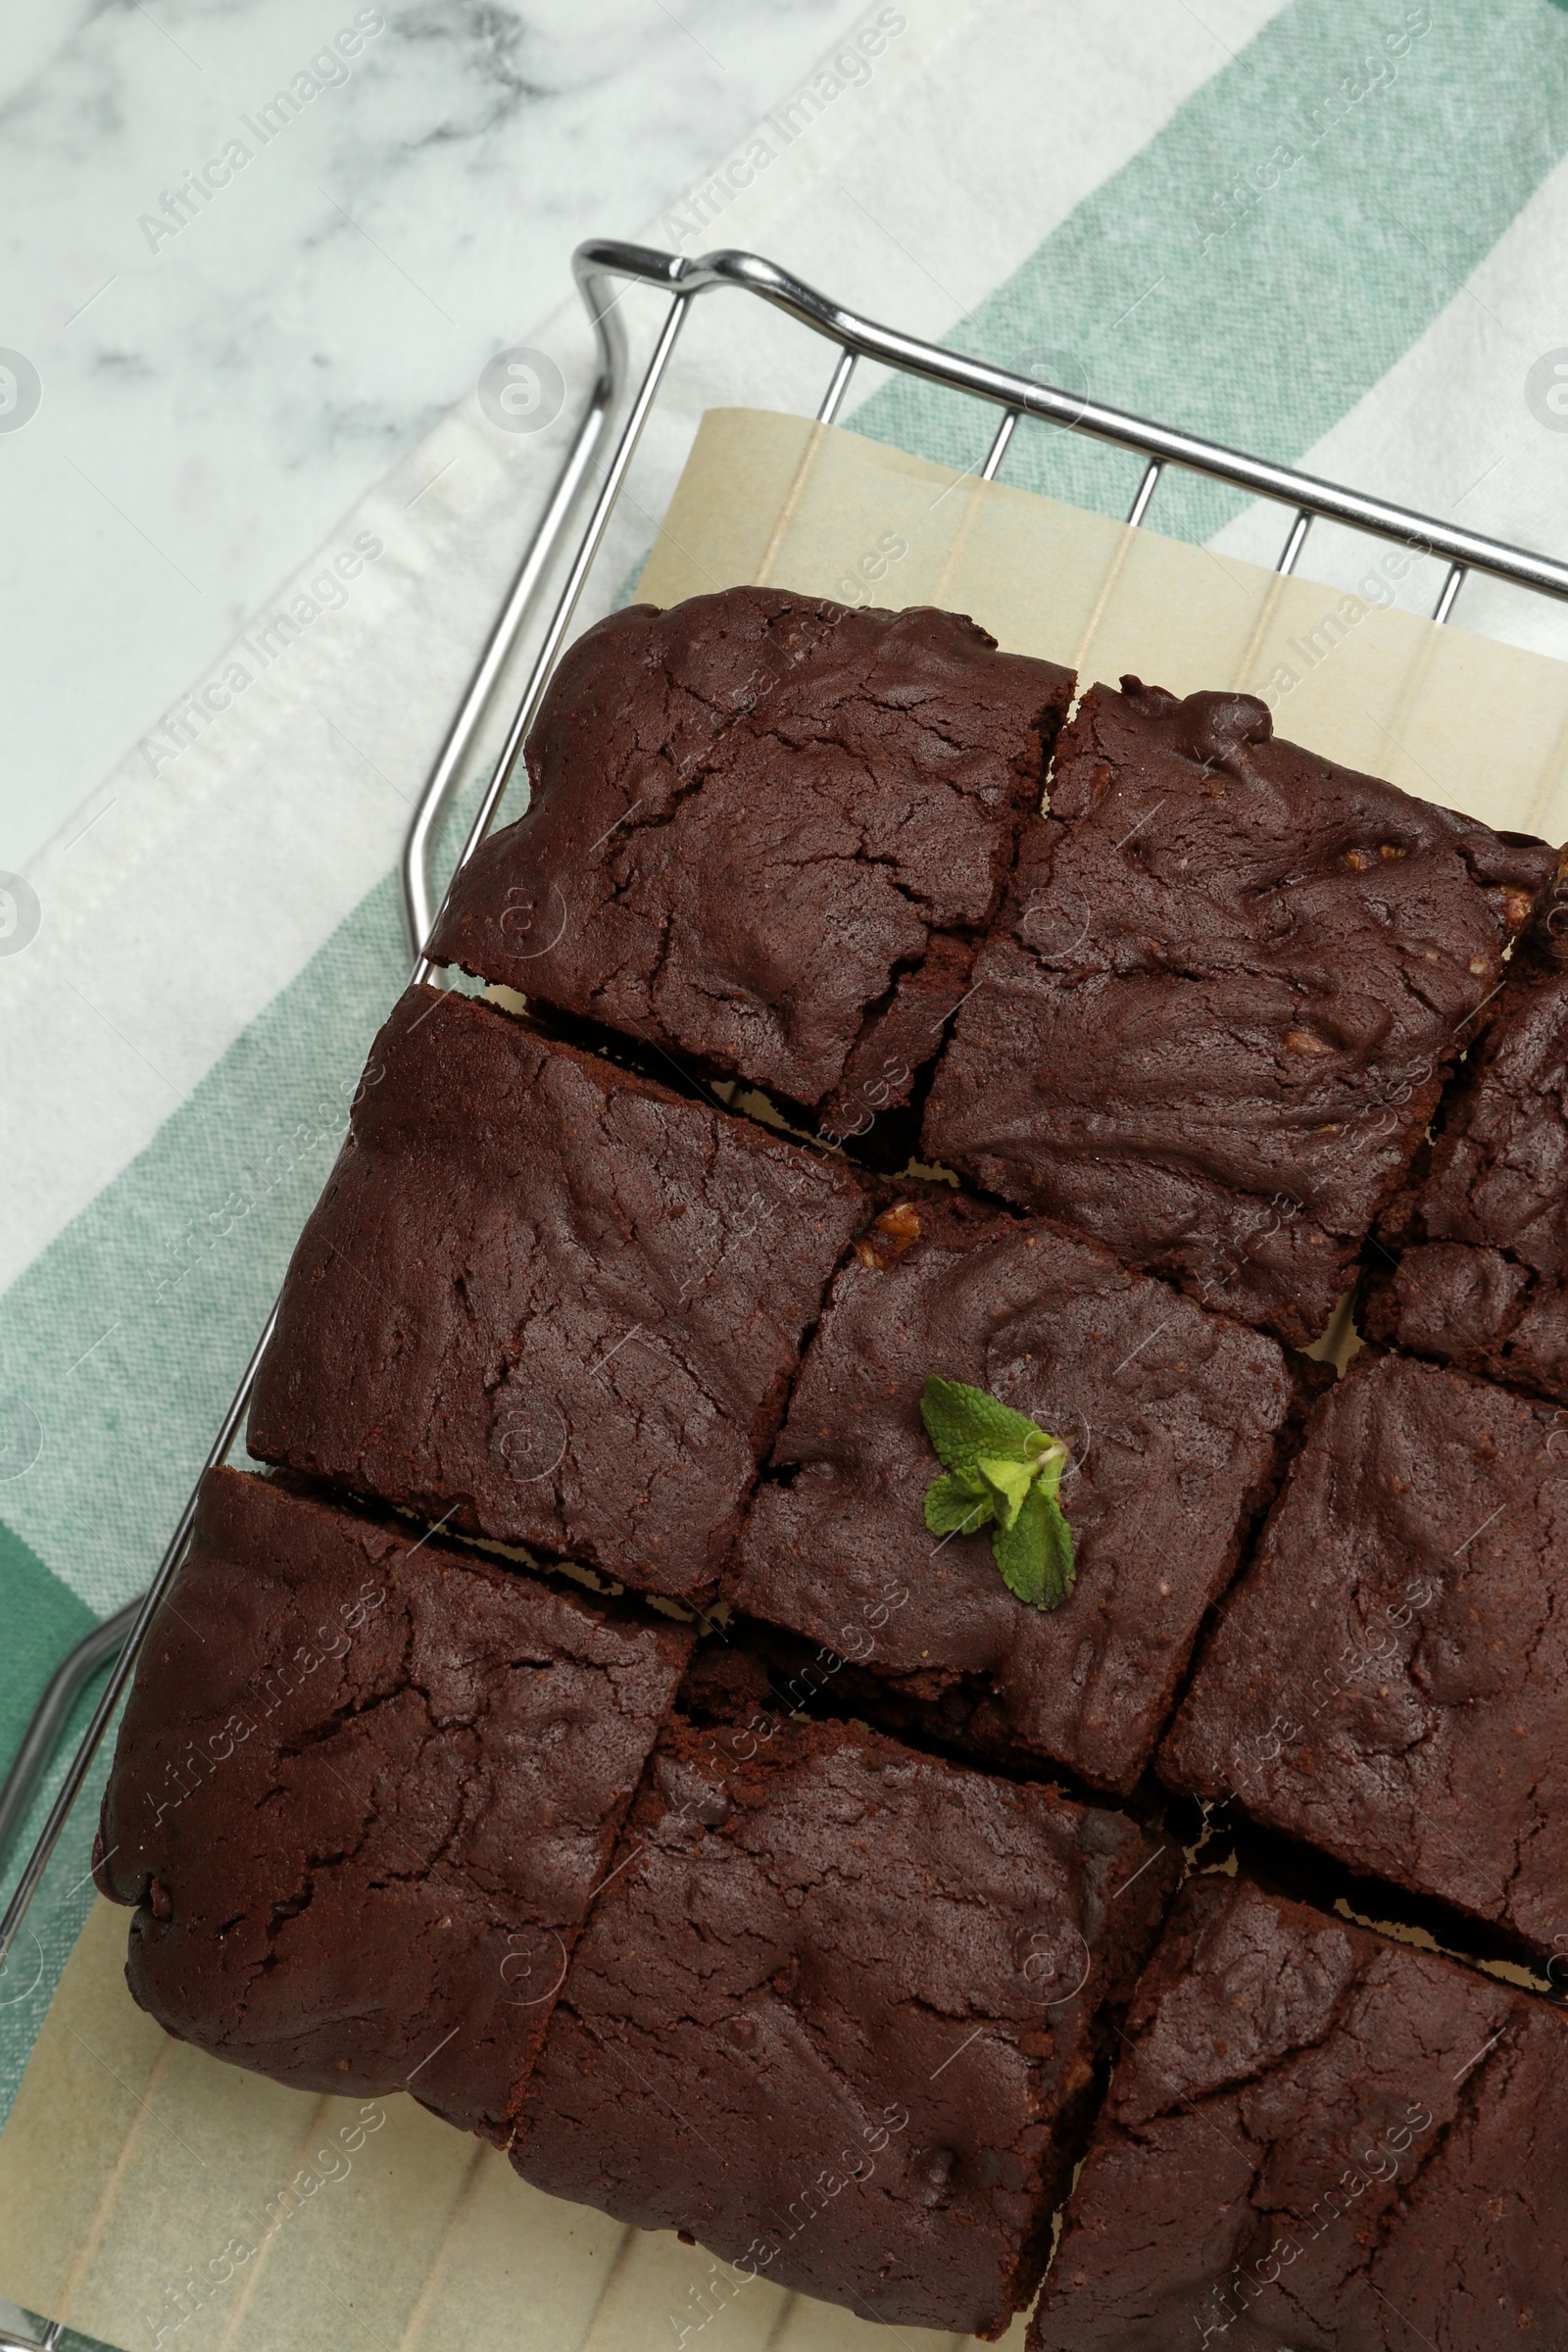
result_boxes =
[638,409,1568,843]
[3,407,1565,2352]
[0,1900,1018,2351]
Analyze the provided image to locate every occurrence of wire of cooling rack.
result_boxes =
[6,232,1568,2012]
[0,2318,61,2350]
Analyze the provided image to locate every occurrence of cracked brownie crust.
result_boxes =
[727,1190,1294,1793]
[93,1468,692,2139]
[513,1713,1177,2339]
[1032,1876,1568,2351]
[1160,1351,1568,1958]
[1367,854,1568,1404]
[247,985,867,1602]
[426,587,1074,1129]
[922,678,1555,1347]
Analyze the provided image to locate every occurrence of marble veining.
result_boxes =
[0,0,872,867]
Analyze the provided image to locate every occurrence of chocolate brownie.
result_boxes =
[923,678,1555,1347]
[247,985,867,1603]
[1367,852,1568,1404]
[93,1467,691,2140]
[1160,1351,1568,1957]
[1033,1876,1568,2350]
[513,1714,1177,2339]
[726,1190,1294,1793]
[425,588,1074,1132]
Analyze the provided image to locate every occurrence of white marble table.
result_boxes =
[0,0,872,869]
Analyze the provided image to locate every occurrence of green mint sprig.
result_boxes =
[921,1376,1075,1611]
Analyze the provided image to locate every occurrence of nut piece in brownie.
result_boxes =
[923,677,1555,1347]
[425,588,1074,1133]
[1032,1877,1568,2351]
[513,1714,1177,2340]
[1160,1350,1568,1958]
[1367,852,1568,1404]
[247,985,866,1604]
[726,1190,1293,1793]
[93,1468,692,2140]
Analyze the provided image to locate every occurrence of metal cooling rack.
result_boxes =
[4,234,1568,2346]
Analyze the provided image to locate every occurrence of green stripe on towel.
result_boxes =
[852,0,1568,543]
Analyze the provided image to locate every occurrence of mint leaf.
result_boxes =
[920,1375,1076,1611]
[1038,1490,1075,1605]
[924,1470,995,1539]
[921,1376,1047,1474]
[991,1483,1049,1604]
[974,1453,1036,1531]
[993,1483,1076,1611]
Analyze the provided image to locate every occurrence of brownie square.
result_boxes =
[1160,1351,1568,1957]
[513,1714,1177,2340]
[425,588,1074,1133]
[1367,855,1568,1405]
[726,1190,1294,1793]
[93,1467,692,2140]
[247,985,867,1603]
[1033,1877,1568,2351]
[923,678,1555,1347]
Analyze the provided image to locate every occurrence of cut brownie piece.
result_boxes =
[425,588,1074,1132]
[247,985,867,1603]
[514,1714,1178,2340]
[726,1190,1294,1793]
[1160,1351,1568,1958]
[1367,852,1568,1404]
[93,1467,692,2140]
[923,677,1555,1347]
[1033,1876,1568,2351]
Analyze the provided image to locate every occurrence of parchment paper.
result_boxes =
[3,406,1564,2352]
[638,410,1568,843]
[0,1900,1012,2350]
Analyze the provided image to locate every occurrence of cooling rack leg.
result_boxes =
[1432,562,1467,623]
[400,372,616,957]
[0,1312,276,1968]
[402,245,655,952]
[1125,460,1162,526]
[0,2319,63,2349]
[816,346,858,423]
[414,289,695,979]
[1276,508,1311,575]
[981,410,1020,482]
[0,1598,142,1877]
